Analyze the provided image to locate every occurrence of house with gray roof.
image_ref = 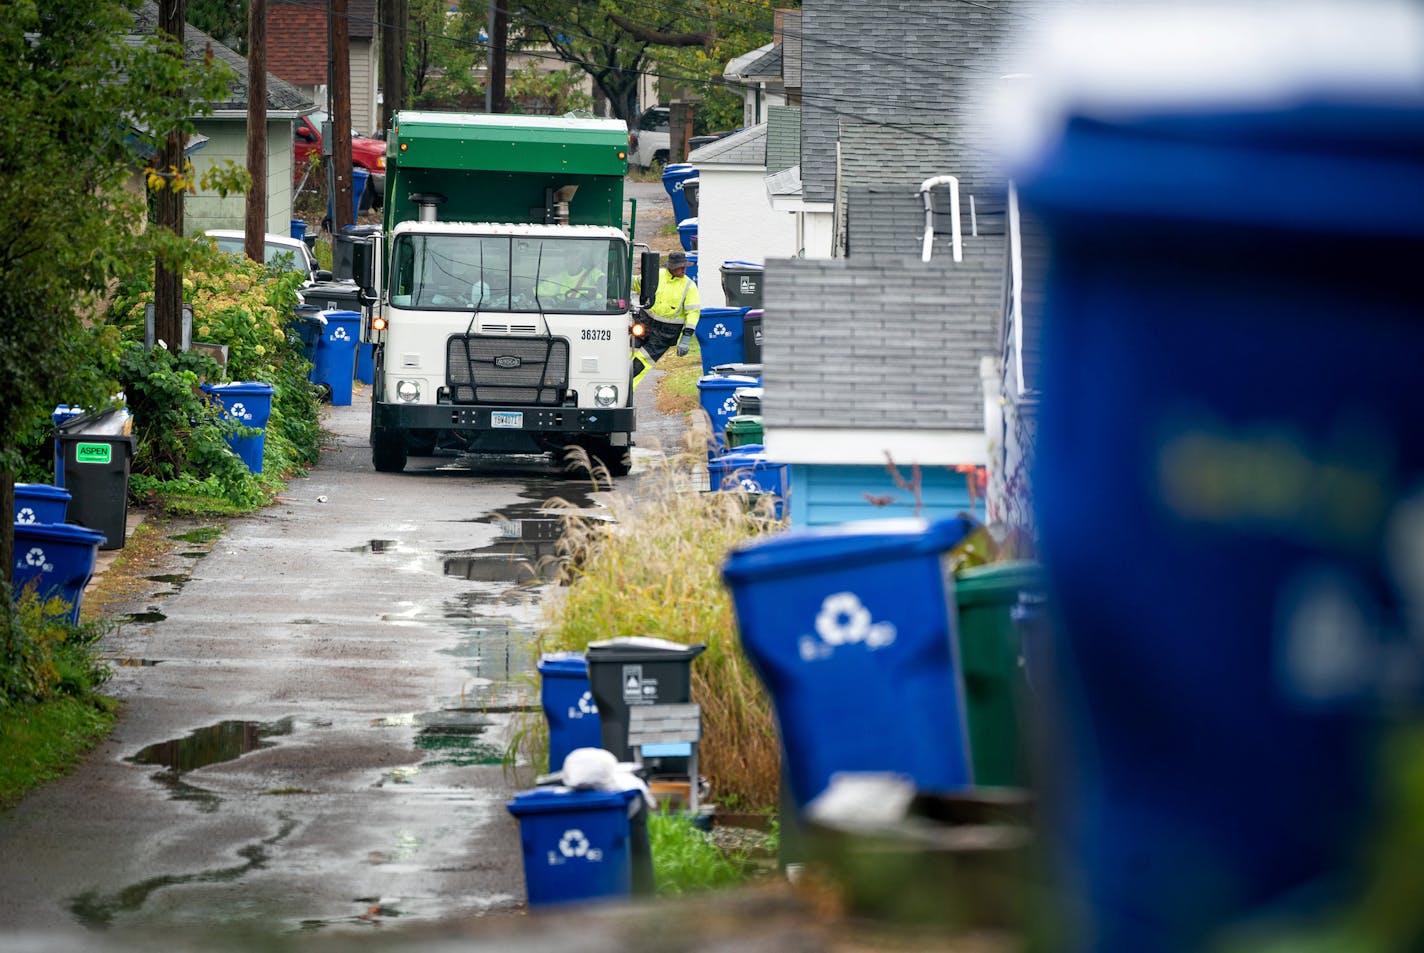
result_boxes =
[722,42,785,129]
[131,2,317,235]
[687,124,796,308]
[748,0,1050,527]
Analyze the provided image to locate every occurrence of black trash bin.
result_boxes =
[743,308,763,363]
[720,261,764,307]
[56,421,135,551]
[333,225,382,281]
[585,636,706,778]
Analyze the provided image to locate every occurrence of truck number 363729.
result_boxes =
[580,329,612,341]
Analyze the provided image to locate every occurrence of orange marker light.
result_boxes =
[631,321,646,338]
[372,316,388,331]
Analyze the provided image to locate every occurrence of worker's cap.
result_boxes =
[667,251,689,268]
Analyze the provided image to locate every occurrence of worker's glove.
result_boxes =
[675,327,695,357]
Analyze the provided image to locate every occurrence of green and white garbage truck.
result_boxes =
[355,111,656,475]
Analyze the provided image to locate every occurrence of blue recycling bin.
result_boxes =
[506,786,640,906]
[661,164,698,224]
[201,382,276,474]
[676,217,698,252]
[290,218,306,241]
[326,167,369,224]
[50,405,86,487]
[686,251,698,284]
[355,340,374,385]
[722,517,977,808]
[1015,74,1424,951]
[708,444,789,518]
[12,522,106,624]
[14,483,71,526]
[538,652,603,774]
[313,309,361,405]
[696,372,759,449]
[695,307,749,374]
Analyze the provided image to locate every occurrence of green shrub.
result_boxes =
[1,581,111,709]
[648,811,773,895]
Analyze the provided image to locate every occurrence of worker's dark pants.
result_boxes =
[631,316,686,389]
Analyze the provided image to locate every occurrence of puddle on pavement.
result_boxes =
[443,505,568,586]
[371,709,504,770]
[113,658,162,667]
[128,718,295,811]
[170,527,222,545]
[68,816,298,929]
[179,551,208,559]
[145,573,190,587]
[439,624,538,690]
[119,608,167,625]
[347,538,399,554]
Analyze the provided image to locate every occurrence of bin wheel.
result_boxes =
[371,429,408,473]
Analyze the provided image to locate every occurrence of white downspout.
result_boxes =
[920,175,962,263]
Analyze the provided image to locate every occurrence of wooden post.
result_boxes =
[154,0,186,351]
[329,0,354,231]
[245,0,269,260]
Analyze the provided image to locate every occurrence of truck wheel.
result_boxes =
[371,429,408,473]
[560,440,630,479]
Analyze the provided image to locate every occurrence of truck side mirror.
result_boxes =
[353,239,375,297]
[639,250,660,308]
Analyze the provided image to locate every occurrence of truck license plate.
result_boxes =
[491,411,523,430]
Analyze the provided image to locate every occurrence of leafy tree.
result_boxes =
[0,1,231,582]
[409,0,491,109]
[506,65,592,115]
[187,0,249,53]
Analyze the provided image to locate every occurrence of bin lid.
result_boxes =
[318,309,362,322]
[954,561,1046,608]
[677,217,698,229]
[13,522,106,546]
[699,307,750,320]
[724,416,764,430]
[537,651,588,676]
[722,516,977,585]
[586,636,707,661]
[721,261,764,271]
[711,363,762,377]
[15,483,72,503]
[506,786,636,817]
[201,381,275,397]
[697,374,760,390]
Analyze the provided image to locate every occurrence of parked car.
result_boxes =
[627,105,670,171]
[203,229,331,286]
[294,113,386,209]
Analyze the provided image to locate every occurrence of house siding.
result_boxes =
[695,166,797,308]
[787,462,986,527]
[186,119,296,235]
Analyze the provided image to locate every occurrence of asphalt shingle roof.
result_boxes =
[800,0,1034,205]
[761,247,1004,431]
[689,123,767,166]
[765,106,801,175]
[131,1,314,114]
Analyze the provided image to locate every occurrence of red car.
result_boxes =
[294,113,386,209]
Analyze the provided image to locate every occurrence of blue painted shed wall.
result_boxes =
[787,463,986,527]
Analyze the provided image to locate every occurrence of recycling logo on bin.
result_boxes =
[719,395,738,415]
[331,326,352,342]
[23,547,51,571]
[16,506,36,524]
[708,323,732,338]
[739,276,757,295]
[799,592,897,661]
[622,665,659,703]
[567,690,598,720]
[228,401,253,422]
[549,828,602,864]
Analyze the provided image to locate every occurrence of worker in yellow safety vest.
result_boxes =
[630,250,700,389]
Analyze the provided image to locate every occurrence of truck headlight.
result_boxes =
[593,384,618,407]
[396,380,421,402]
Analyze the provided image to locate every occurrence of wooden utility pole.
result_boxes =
[487,0,507,113]
[154,0,186,351]
[380,0,406,132]
[245,0,269,260]
[329,0,355,231]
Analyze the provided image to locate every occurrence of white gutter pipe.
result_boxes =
[920,174,962,263]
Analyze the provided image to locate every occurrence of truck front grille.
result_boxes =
[446,335,569,406]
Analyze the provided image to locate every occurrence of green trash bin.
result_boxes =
[953,561,1044,787]
[724,414,763,448]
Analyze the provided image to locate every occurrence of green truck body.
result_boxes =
[364,111,640,476]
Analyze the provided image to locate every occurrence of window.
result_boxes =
[390,235,630,313]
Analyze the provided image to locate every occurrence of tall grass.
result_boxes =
[537,428,783,811]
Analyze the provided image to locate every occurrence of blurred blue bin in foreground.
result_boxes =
[202,382,275,474]
[313,309,361,405]
[538,652,603,774]
[1010,4,1424,950]
[506,786,640,906]
[12,522,106,624]
[695,307,749,374]
[14,483,71,526]
[722,517,977,808]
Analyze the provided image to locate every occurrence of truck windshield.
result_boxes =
[389,234,629,313]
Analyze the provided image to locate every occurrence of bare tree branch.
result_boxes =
[606,12,711,47]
